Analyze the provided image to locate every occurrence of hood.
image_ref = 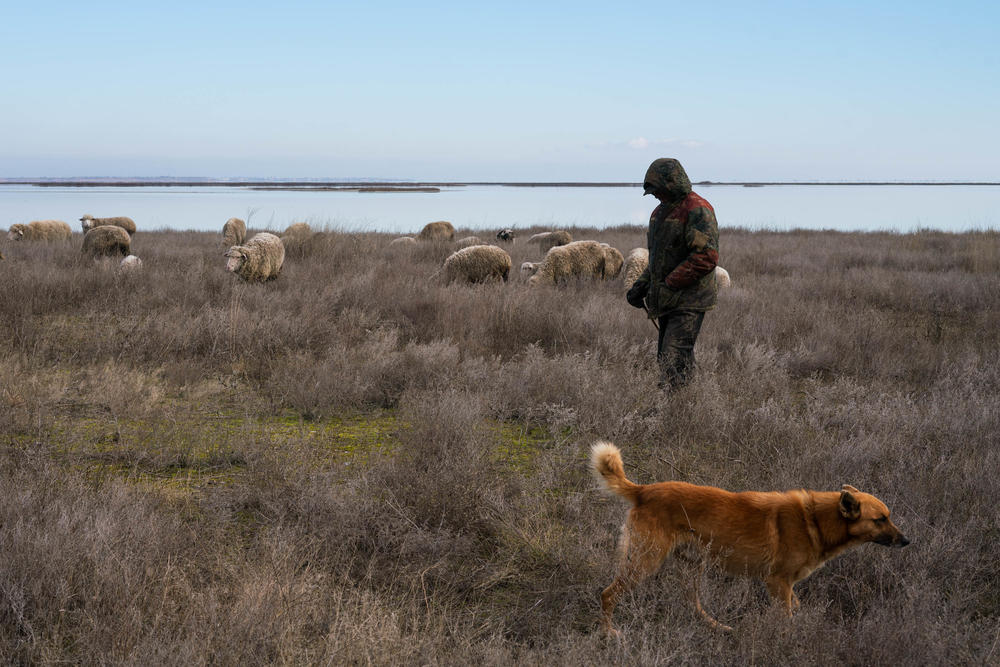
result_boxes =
[642,158,692,203]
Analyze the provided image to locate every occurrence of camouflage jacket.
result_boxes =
[634,192,719,317]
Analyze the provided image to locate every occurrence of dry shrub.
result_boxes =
[2,226,999,663]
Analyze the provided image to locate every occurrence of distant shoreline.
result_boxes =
[1,179,999,189]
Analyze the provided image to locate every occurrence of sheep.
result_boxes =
[119,255,143,272]
[82,225,131,258]
[225,232,285,282]
[417,220,455,242]
[222,217,247,246]
[527,240,607,286]
[527,230,572,253]
[455,235,483,248]
[496,228,515,243]
[520,261,539,278]
[7,220,73,242]
[601,244,625,279]
[388,236,417,248]
[440,244,512,284]
[715,266,732,288]
[79,214,136,236]
[617,248,729,290]
[621,248,649,290]
[282,222,312,238]
[280,222,317,258]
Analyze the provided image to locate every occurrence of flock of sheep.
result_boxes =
[3,214,284,281]
[4,215,731,290]
[6,216,142,269]
[398,222,731,292]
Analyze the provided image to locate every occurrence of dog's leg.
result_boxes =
[687,556,733,632]
[765,575,796,616]
[600,528,669,636]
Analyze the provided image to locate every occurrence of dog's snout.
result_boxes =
[897,534,910,547]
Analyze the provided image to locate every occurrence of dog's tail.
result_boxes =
[591,441,641,504]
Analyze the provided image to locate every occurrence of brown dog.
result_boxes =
[591,441,909,634]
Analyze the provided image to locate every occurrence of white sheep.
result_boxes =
[621,248,649,290]
[388,236,417,248]
[440,244,512,284]
[527,240,607,286]
[119,255,143,272]
[80,214,136,236]
[455,235,483,248]
[715,266,732,288]
[601,244,624,279]
[527,230,572,253]
[520,261,539,278]
[222,217,247,246]
[418,221,455,242]
[225,232,285,282]
[7,220,73,242]
[82,225,131,258]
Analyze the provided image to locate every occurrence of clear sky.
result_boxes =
[2,1,997,181]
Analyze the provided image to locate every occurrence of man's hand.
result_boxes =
[626,282,649,309]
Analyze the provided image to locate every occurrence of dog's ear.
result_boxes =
[839,486,861,520]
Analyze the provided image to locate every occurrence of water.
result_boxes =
[1,183,997,234]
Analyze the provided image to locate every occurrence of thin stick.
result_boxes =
[643,304,659,331]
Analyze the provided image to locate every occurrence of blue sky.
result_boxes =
[2,1,997,180]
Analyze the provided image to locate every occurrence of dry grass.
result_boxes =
[1,225,998,664]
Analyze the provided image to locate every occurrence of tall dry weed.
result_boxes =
[1,226,998,663]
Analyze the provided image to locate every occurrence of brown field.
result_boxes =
[1,226,998,664]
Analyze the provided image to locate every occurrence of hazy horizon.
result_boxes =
[4,176,1000,184]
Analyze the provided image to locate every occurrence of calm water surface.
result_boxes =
[1,184,997,234]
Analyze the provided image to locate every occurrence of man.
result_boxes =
[626,158,719,389]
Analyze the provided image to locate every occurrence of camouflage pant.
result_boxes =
[656,309,706,389]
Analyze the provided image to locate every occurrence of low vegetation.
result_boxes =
[1,226,998,664]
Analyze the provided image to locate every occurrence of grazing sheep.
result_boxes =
[417,220,455,242]
[440,245,512,284]
[527,240,607,286]
[601,244,625,279]
[222,217,247,247]
[496,228,515,242]
[7,220,73,242]
[715,266,732,288]
[388,236,418,248]
[621,248,649,290]
[82,225,131,258]
[527,230,572,253]
[455,235,483,248]
[280,222,317,258]
[281,222,314,244]
[282,222,312,238]
[119,255,143,272]
[79,214,136,236]
[520,261,539,278]
[225,232,285,282]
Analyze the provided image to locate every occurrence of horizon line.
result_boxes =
[3,178,1000,188]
